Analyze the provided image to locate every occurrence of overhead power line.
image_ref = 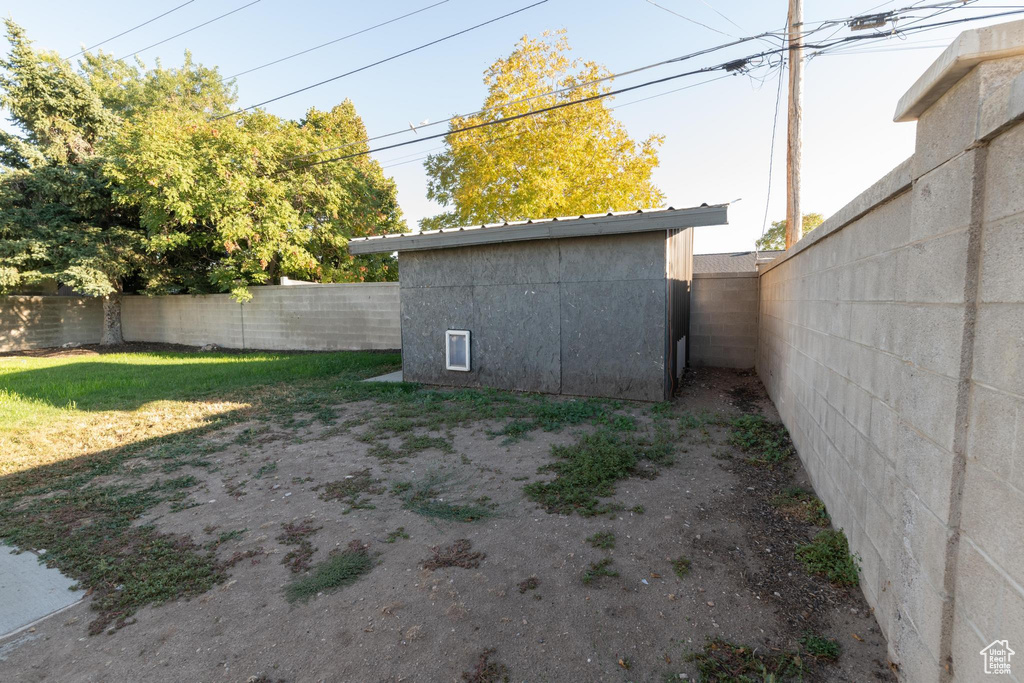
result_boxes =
[277,0,986,165]
[274,5,1024,176]
[223,0,452,81]
[280,53,783,174]
[756,55,786,259]
[282,31,783,164]
[694,0,747,31]
[644,0,736,37]
[375,72,736,170]
[118,0,265,62]
[69,0,197,58]
[215,0,551,120]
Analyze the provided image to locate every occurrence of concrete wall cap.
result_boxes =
[894,18,1024,122]
[692,271,759,279]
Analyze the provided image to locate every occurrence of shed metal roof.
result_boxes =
[347,204,728,254]
[693,250,782,274]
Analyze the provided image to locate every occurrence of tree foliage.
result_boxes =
[422,31,665,230]
[0,19,404,311]
[755,213,825,251]
[0,19,130,296]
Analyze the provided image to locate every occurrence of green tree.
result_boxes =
[0,20,404,343]
[422,31,664,230]
[755,213,825,251]
[106,100,404,299]
[0,19,137,342]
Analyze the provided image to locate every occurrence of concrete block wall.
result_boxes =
[122,292,244,348]
[757,31,1024,682]
[689,272,758,368]
[0,296,103,352]
[123,283,401,351]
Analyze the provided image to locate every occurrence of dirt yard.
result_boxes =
[0,360,895,682]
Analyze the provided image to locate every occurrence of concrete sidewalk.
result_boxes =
[363,370,403,383]
[0,546,84,640]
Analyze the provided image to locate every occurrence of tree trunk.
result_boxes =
[101,293,124,346]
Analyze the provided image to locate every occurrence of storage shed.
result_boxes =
[348,205,728,401]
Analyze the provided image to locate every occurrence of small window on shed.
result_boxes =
[445,330,470,371]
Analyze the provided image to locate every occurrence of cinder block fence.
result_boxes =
[0,283,400,353]
[689,272,758,368]
[757,22,1024,681]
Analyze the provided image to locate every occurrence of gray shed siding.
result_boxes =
[399,232,671,401]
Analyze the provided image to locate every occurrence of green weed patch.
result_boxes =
[772,486,830,526]
[729,414,795,465]
[284,540,374,603]
[524,429,673,516]
[394,470,496,522]
[586,531,616,549]
[686,638,805,681]
[796,529,860,586]
[582,557,619,585]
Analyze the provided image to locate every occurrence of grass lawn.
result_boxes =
[0,350,400,476]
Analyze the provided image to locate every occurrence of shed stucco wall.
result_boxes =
[757,50,1024,681]
[399,232,669,401]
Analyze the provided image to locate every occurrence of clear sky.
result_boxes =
[3,1,1020,253]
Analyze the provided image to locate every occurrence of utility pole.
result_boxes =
[785,0,803,250]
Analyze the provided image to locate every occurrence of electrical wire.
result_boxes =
[223,0,451,81]
[279,52,790,175]
[118,0,264,61]
[69,0,196,58]
[756,60,786,259]
[282,31,784,164]
[693,0,746,31]
[644,0,736,37]
[375,72,736,169]
[215,0,550,119]
[276,4,1024,175]
[295,1,990,165]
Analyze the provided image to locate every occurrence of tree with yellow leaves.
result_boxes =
[422,31,665,230]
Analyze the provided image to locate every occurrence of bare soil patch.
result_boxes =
[0,366,894,682]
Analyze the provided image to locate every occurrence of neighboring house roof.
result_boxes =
[347,205,729,255]
[693,250,782,274]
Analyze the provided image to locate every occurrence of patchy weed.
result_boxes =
[586,531,616,549]
[800,632,841,661]
[277,519,321,573]
[461,648,510,683]
[672,556,692,578]
[366,434,454,461]
[796,529,860,586]
[685,638,805,681]
[384,527,410,543]
[394,471,496,523]
[772,486,830,526]
[729,414,795,465]
[422,539,485,570]
[316,469,385,513]
[524,429,673,516]
[284,540,373,603]
[254,462,278,479]
[517,576,540,593]
[582,557,619,586]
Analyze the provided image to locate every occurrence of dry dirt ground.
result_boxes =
[0,368,895,682]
